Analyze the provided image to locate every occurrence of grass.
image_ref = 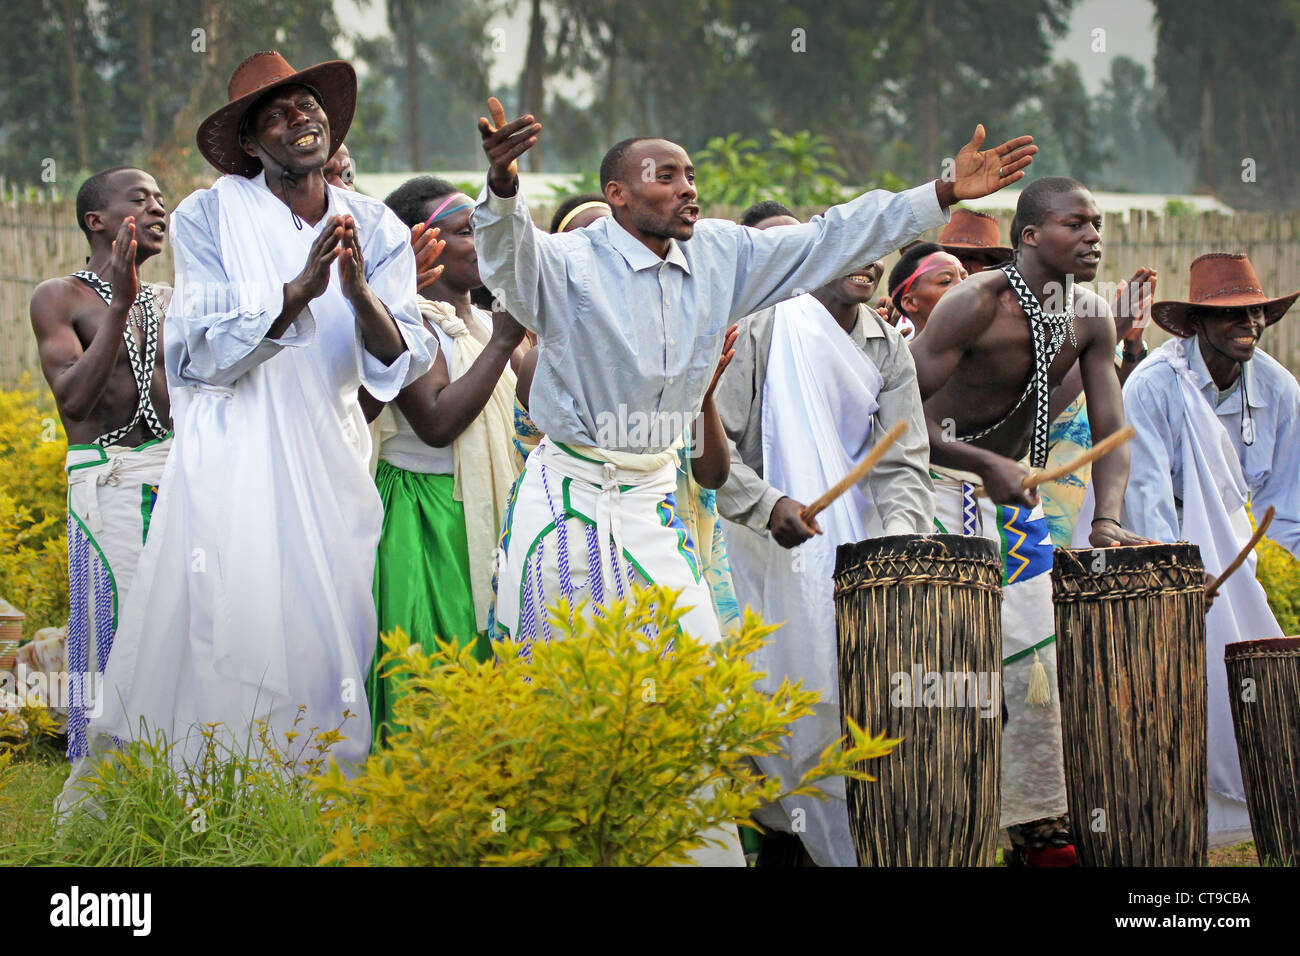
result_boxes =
[0,717,351,867]
[0,744,65,849]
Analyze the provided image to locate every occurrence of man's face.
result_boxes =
[607,140,699,242]
[323,144,355,190]
[1023,188,1102,281]
[1196,305,1267,364]
[424,193,480,291]
[902,252,967,327]
[825,261,884,304]
[242,84,331,176]
[87,169,168,257]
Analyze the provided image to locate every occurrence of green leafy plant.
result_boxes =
[318,586,897,866]
[2,709,351,866]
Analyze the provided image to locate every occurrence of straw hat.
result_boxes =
[197,51,357,177]
[1151,253,1299,338]
[939,209,1013,263]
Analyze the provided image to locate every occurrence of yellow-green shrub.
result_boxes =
[0,381,68,639]
[1256,536,1300,635]
[318,586,897,866]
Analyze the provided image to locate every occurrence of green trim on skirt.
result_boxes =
[370,461,490,748]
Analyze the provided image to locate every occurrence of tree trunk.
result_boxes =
[916,0,940,177]
[518,0,546,171]
[400,0,421,170]
[139,0,156,153]
[1196,44,1216,193]
[57,0,91,171]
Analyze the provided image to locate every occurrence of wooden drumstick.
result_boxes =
[1206,506,1274,600]
[801,422,907,524]
[1020,425,1136,492]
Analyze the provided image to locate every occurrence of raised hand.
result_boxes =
[477,96,542,197]
[1113,268,1156,341]
[704,324,739,402]
[950,125,1037,201]
[288,214,344,307]
[411,223,445,291]
[108,217,139,307]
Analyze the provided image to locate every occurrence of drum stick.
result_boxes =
[1020,425,1136,492]
[1206,506,1274,600]
[801,422,907,524]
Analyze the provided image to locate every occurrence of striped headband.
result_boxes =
[424,194,472,229]
[556,200,611,233]
[890,252,950,303]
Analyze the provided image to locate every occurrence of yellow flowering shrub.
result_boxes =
[1256,536,1300,635]
[0,381,68,639]
[318,586,898,866]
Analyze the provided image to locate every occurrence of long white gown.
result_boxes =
[92,172,433,771]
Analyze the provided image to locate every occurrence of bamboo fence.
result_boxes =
[3,197,1299,388]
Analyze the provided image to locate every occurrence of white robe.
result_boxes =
[1075,337,1282,836]
[92,173,433,770]
[723,294,885,867]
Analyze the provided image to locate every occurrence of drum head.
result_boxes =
[1225,635,1300,661]
[835,533,998,578]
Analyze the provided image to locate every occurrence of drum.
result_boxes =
[834,533,1003,866]
[1051,544,1207,866]
[1225,636,1300,866]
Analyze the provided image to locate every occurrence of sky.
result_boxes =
[335,0,1159,97]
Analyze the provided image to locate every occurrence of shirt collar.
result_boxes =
[603,215,691,275]
[1186,333,1265,410]
[252,170,335,230]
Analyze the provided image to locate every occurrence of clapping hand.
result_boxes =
[1113,268,1156,341]
[411,223,446,292]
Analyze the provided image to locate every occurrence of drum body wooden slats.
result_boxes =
[1225,636,1300,866]
[834,533,1003,866]
[1051,543,1207,866]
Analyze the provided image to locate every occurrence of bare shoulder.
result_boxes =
[1072,285,1115,348]
[924,268,1006,339]
[29,276,81,327]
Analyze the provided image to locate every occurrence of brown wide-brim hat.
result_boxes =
[197,51,356,177]
[1152,252,1300,338]
[939,208,1013,264]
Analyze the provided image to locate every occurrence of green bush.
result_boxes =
[0,381,69,639]
[318,586,897,866]
[2,709,350,866]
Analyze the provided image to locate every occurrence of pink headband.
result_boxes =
[423,194,471,229]
[889,252,948,303]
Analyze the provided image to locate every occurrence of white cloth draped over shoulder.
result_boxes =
[1074,337,1282,836]
[93,172,434,770]
[722,293,884,867]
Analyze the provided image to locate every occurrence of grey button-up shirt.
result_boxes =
[715,301,936,535]
[473,182,948,453]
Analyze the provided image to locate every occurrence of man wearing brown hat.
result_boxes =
[1093,251,1300,839]
[938,207,1013,274]
[91,52,434,777]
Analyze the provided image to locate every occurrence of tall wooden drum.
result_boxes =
[1051,544,1207,866]
[1225,636,1300,866]
[834,534,1003,866]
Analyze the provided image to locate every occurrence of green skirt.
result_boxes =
[370,461,490,748]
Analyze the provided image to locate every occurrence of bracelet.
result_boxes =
[1122,344,1148,362]
[1091,516,1120,526]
